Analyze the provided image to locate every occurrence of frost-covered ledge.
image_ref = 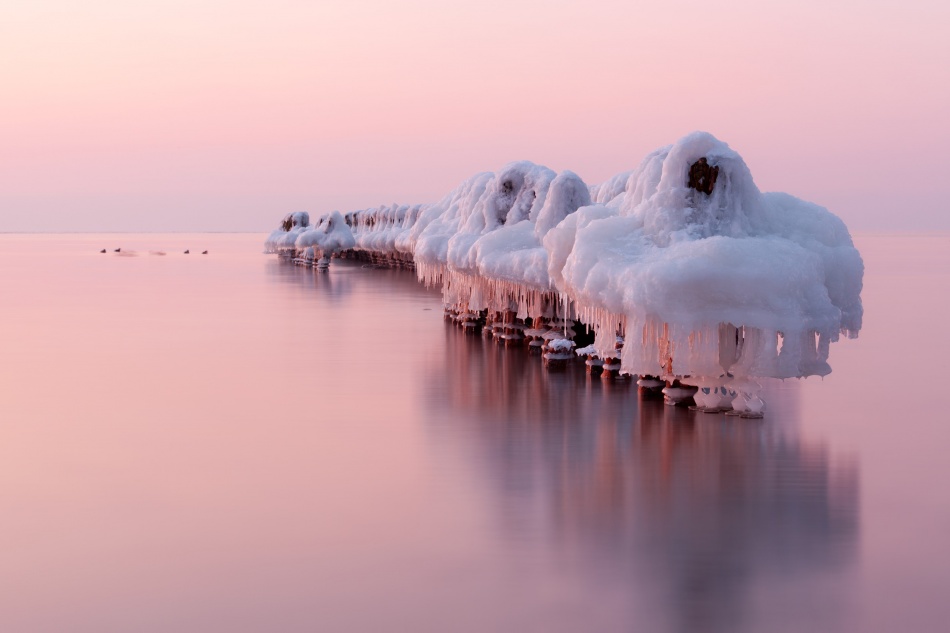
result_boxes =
[265,132,864,413]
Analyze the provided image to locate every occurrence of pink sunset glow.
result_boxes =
[1,0,947,232]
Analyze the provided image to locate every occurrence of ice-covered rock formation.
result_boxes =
[544,132,863,384]
[265,210,356,271]
[265,211,311,254]
[294,211,355,258]
[267,132,864,394]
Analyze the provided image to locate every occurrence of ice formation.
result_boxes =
[266,210,356,268]
[266,132,864,400]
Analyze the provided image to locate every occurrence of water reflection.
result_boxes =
[264,259,355,301]
[264,260,445,308]
[426,328,859,632]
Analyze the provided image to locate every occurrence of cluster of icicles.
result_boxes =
[265,132,864,415]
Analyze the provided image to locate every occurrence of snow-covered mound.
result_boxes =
[545,132,863,380]
[265,211,310,254]
[294,211,355,258]
[267,132,864,383]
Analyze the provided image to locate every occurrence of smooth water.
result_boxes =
[0,233,947,632]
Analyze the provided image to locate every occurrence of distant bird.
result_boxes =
[100,249,106,253]
[184,249,190,254]
[201,250,208,255]
[114,248,121,252]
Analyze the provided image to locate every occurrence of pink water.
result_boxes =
[0,233,947,632]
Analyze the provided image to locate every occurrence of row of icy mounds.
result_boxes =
[265,132,864,381]
[265,210,356,262]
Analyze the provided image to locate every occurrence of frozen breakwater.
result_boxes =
[265,132,864,415]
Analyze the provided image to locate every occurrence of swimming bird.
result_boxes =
[114,248,121,252]
[202,250,208,254]
[184,249,190,254]
[100,249,106,253]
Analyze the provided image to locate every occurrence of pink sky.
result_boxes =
[1,0,947,232]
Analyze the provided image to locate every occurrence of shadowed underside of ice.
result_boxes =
[266,132,864,383]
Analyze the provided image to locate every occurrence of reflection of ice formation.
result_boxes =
[426,332,858,632]
[266,132,864,394]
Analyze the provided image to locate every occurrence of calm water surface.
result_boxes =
[0,233,948,632]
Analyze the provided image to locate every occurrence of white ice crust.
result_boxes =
[266,210,355,258]
[267,132,864,382]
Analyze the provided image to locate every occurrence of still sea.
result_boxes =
[0,233,947,632]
